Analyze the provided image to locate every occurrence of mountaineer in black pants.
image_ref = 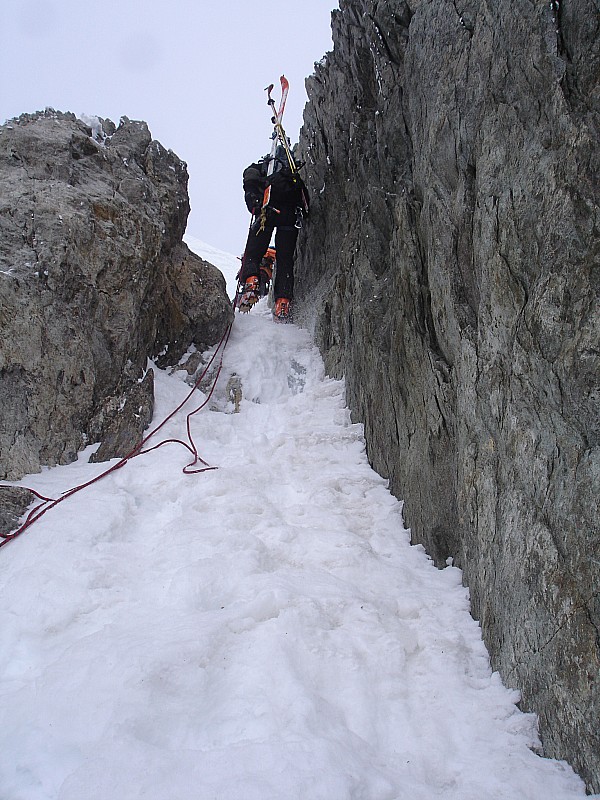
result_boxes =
[238,145,309,322]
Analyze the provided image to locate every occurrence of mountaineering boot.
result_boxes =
[273,297,291,323]
[238,276,260,312]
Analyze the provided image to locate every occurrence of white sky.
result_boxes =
[0,0,336,255]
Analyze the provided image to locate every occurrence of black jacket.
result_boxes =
[243,155,309,215]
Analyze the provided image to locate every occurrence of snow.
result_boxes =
[78,114,106,144]
[0,246,593,800]
[184,234,241,299]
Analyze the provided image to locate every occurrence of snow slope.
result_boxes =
[0,246,592,799]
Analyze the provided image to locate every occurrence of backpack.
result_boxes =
[243,148,308,212]
[243,161,267,193]
[267,145,303,204]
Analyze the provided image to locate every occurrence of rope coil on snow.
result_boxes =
[0,318,234,549]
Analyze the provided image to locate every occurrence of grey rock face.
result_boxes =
[296,0,599,791]
[0,486,35,538]
[88,369,155,464]
[0,110,232,481]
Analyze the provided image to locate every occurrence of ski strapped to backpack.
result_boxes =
[259,76,289,231]
[259,76,309,231]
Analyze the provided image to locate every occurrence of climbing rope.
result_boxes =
[0,317,234,549]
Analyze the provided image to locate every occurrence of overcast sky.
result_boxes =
[1,0,336,255]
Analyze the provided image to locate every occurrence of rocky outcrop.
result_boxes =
[0,110,232,482]
[0,486,35,538]
[295,0,599,791]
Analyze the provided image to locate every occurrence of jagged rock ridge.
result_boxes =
[295,0,599,791]
[0,110,232,483]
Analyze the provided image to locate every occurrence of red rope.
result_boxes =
[0,319,234,549]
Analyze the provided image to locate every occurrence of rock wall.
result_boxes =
[0,110,232,481]
[295,0,599,791]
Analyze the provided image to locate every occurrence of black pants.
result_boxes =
[241,207,298,300]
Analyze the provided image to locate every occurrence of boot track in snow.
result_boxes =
[0,280,592,799]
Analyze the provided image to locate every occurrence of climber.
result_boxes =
[235,247,275,298]
[258,247,276,297]
[238,144,309,322]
